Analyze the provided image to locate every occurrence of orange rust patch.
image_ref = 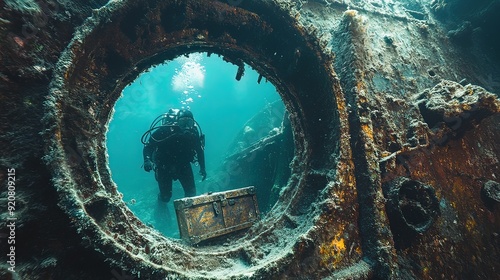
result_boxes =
[361,123,374,141]
[319,231,347,269]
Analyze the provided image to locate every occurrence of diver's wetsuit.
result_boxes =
[143,125,205,202]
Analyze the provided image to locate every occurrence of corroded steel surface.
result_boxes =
[0,0,499,279]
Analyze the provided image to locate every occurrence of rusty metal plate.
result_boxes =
[174,186,260,244]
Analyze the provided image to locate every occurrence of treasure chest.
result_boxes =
[174,186,260,244]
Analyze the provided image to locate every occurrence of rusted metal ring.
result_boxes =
[42,0,347,278]
[384,177,440,235]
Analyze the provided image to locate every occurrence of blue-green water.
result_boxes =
[106,52,282,237]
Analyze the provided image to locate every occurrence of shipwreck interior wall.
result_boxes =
[1,0,499,279]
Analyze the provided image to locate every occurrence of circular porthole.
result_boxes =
[106,52,289,238]
[43,0,344,277]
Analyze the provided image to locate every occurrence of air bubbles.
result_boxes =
[172,53,205,104]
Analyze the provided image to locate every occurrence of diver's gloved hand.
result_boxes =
[144,159,153,172]
[200,169,207,181]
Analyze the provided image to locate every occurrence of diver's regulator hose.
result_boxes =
[141,114,204,146]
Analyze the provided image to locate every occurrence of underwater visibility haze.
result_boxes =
[106,53,285,238]
[4,0,500,278]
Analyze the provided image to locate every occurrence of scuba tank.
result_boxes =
[141,109,205,148]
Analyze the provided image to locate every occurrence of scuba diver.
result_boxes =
[141,108,206,203]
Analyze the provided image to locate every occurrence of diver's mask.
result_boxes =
[177,116,194,130]
[162,109,179,126]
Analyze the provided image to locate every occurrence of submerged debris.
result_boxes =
[482,180,500,209]
[2,0,500,279]
[414,80,500,143]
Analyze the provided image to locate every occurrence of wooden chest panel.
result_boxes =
[174,186,260,244]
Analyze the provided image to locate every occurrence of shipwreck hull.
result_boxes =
[1,0,499,279]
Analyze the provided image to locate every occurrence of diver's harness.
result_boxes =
[141,113,205,163]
